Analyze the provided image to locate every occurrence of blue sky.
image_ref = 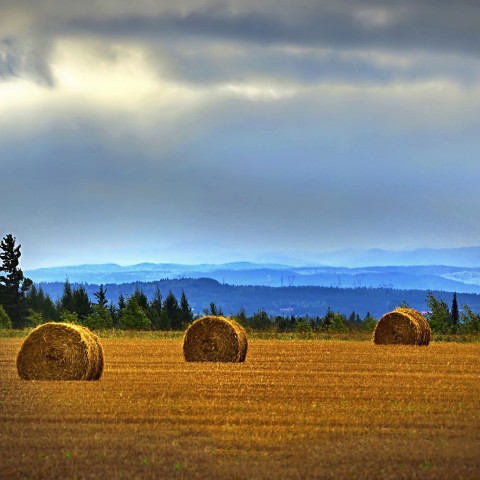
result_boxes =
[1,1,480,268]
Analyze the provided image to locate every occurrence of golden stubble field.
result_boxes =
[1,338,479,479]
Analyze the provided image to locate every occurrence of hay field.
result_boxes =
[1,339,480,479]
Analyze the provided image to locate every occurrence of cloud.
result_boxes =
[1,1,480,267]
[3,78,480,266]
[0,37,55,86]
[3,1,480,88]
[61,1,480,55]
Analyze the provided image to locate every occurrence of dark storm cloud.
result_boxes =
[0,37,54,86]
[63,1,480,56]
[3,1,480,87]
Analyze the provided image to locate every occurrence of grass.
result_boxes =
[1,338,480,479]
[2,327,480,342]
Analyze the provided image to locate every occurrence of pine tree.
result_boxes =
[26,284,39,311]
[208,302,223,316]
[148,287,162,330]
[235,307,247,326]
[108,301,118,327]
[60,279,75,312]
[94,284,108,308]
[363,312,377,332]
[72,285,91,321]
[451,292,459,334]
[27,285,56,320]
[118,293,126,311]
[150,287,162,316]
[132,288,148,311]
[0,234,32,327]
[41,292,58,322]
[180,290,194,326]
[163,291,181,330]
[329,312,348,333]
[322,307,335,331]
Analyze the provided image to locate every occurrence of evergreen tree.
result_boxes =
[180,290,193,326]
[26,285,57,320]
[322,307,335,331]
[348,311,357,325]
[118,293,126,311]
[163,291,181,330]
[274,314,293,332]
[132,287,148,311]
[363,312,377,332]
[451,292,459,334]
[72,285,92,321]
[26,284,40,311]
[295,319,313,334]
[118,296,151,330]
[234,307,248,326]
[41,292,58,322]
[148,287,162,330]
[0,234,32,327]
[250,309,271,330]
[158,310,172,330]
[94,284,108,308]
[208,302,223,316]
[109,301,119,327]
[60,279,75,312]
[328,312,349,332]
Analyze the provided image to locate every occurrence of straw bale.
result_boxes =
[183,315,248,362]
[16,322,104,380]
[373,309,422,345]
[397,307,431,346]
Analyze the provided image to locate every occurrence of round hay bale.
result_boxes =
[16,322,104,380]
[373,309,423,345]
[397,307,431,346]
[183,316,248,362]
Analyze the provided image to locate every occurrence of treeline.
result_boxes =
[20,280,195,330]
[1,278,479,335]
[3,278,378,333]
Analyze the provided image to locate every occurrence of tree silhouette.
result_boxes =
[451,292,459,334]
[0,234,32,327]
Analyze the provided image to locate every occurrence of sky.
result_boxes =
[1,1,480,269]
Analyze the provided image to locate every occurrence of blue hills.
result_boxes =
[25,246,480,294]
[23,247,480,317]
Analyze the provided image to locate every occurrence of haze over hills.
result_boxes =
[25,246,480,294]
[305,246,480,268]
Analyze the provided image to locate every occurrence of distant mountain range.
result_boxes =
[25,246,480,294]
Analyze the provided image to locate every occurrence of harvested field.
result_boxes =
[1,339,480,479]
